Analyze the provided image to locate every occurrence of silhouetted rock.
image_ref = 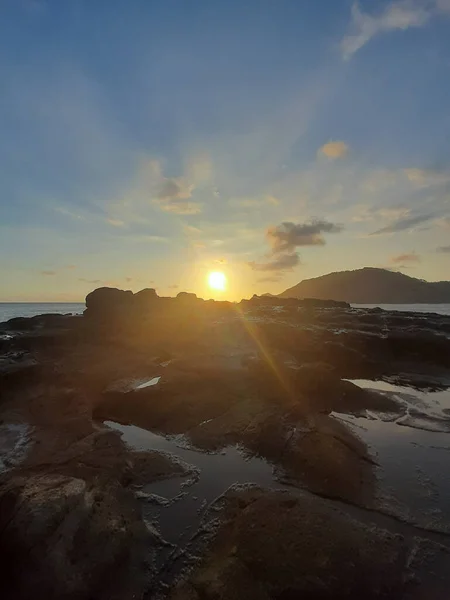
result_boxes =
[134,287,158,305]
[85,287,134,320]
[176,291,200,304]
[242,294,349,309]
[280,267,450,303]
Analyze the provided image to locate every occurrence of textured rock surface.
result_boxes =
[170,487,414,599]
[0,474,154,600]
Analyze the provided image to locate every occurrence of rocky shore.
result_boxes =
[1,288,450,598]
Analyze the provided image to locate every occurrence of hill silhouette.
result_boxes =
[279,267,450,304]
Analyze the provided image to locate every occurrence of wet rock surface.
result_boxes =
[169,486,443,600]
[1,290,450,598]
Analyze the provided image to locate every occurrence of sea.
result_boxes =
[0,303,84,323]
[1,302,450,324]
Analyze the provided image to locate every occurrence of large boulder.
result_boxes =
[170,487,415,599]
[0,474,156,599]
[84,287,134,320]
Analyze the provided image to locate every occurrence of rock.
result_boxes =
[0,474,155,600]
[134,287,159,309]
[84,287,134,320]
[176,292,199,301]
[246,359,399,415]
[3,316,36,331]
[241,295,350,309]
[170,487,411,599]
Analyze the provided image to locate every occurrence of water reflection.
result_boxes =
[334,380,450,533]
[105,420,282,546]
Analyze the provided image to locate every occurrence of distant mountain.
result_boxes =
[279,268,450,304]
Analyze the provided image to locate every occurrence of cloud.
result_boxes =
[249,252,300,272]
[351,204,411,223]
[160,201,202,215]
[169,284,179,289]
[248,219,343,276]
[54,206,86,220]
[403,168,450,188]
[157,178,192,201]
[125,277,133,282]
[65,265,76,270]
[257,275,283,283]
[78,278,102,284]
[318,141,349,159]
[106,218,125,227]
[267,220,343,252]
[341,1,432,59]
[437,245,450,253]
[41,270,56,276]
[390,252,421,264]
[154,177,201,215]
[229,195,281,209]
[369,213,435,235]
[437,217,450,229]
[183,224,202,236]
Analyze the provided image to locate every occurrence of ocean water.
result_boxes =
[353,303,450,316]
[0,302,84,324]
[1,302,450,324]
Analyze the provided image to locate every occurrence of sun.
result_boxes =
[208,271,227,291]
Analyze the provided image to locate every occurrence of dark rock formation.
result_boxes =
[1,287,450,598]
[85,286,134,320]
[169,487,418,599]
[134,287,158,308]
[243,293,350,309]
[279,266,450,303]
[0,474,155,600]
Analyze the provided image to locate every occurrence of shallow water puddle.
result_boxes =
[105,421,282,547]
[335,380,450,533]
[350,378,450,419]
[0,422,31,474]
[134,376,161,390]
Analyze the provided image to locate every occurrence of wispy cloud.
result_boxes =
[369,213,435,235]
[351,204,411,223]
[437,245,450,253]
[257,275,283,283]
[229,195,280,209]
[78,278,102,284]
[318,140,349,159]
[106,218,125,227]
[153,174,201,215]
[41,270,56,276]
[391,252,421,264]
[341,1,449,60]
[403,168,450,188]
[249,252,300,272]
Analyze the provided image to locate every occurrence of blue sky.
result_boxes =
[1,0,450,301]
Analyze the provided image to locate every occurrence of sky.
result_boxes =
[1,0,450,301]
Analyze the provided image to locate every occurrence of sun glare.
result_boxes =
[208,271,227,291]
